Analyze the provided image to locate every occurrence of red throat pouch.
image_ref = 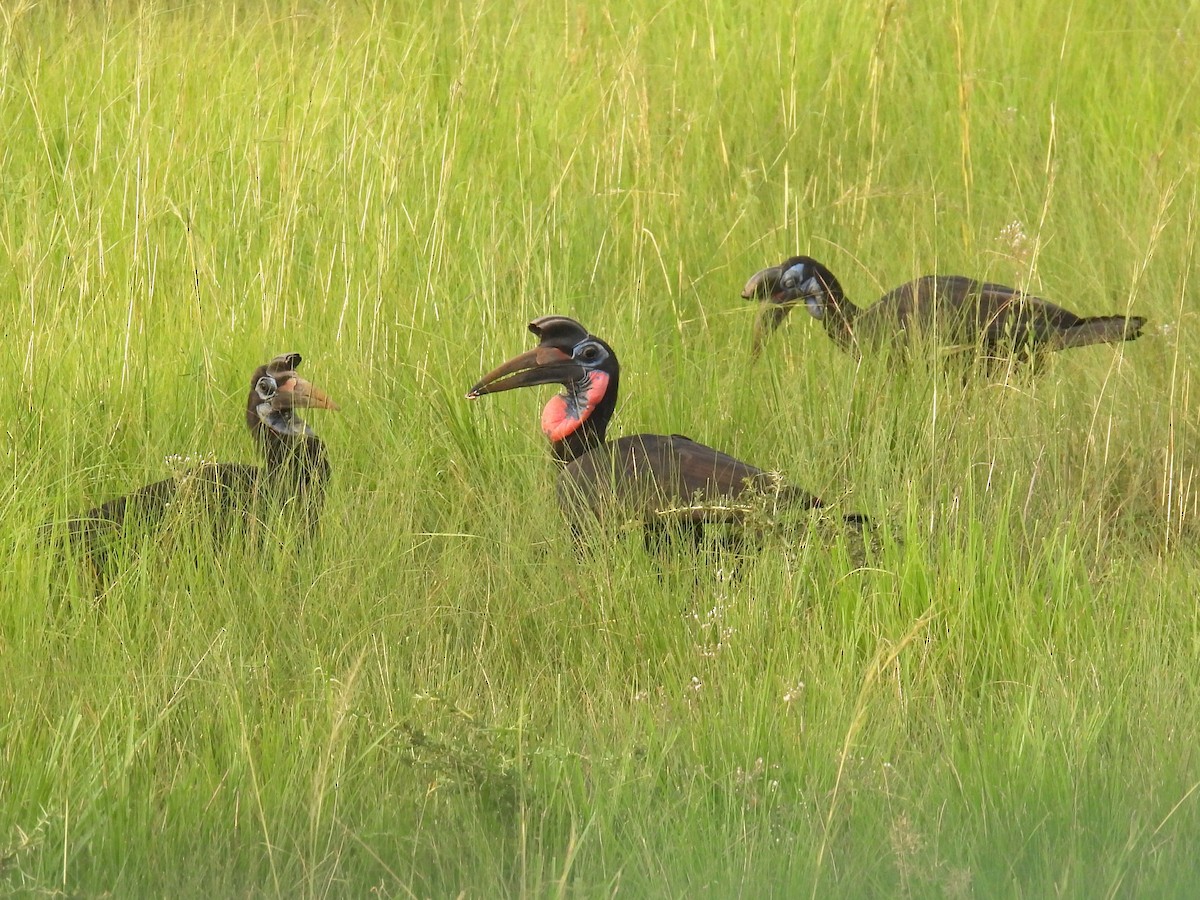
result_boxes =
[540,371,610,442]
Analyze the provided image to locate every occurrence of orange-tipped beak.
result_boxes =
[275,376,338,411]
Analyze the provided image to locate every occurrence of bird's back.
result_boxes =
[62,462,263,580]
[557,433,821,526]
[82,461,260,525]
[861,275,1124,353]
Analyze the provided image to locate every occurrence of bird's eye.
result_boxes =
[256,376,277,399]
[575,341,605,363]
[781,265,807,290]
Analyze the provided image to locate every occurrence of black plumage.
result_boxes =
[466,316,864,543]
[742,256,1147,361]
[62,353,337,581]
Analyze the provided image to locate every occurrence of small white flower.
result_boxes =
[997,219,1030,260]
[164,451,217,476]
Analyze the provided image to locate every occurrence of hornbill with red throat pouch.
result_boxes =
[62,353,338,581]
[466,316,866,543]
[742,255,1147,362]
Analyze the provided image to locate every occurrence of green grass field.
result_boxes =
[2,0,1200,895]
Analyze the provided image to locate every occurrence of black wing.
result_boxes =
[558,433,823,525]
[62,463,262,577]
[868,275,1097,351]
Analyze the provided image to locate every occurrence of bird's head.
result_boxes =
[248,353,339,439]
[466,316,619,448]
[741,256,843,353]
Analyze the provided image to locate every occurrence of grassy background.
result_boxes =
[2,0,1200,895]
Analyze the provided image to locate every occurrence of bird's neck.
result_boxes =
[819,289,862,351]
[550,420,606,463]
[545,370,618,464]
[255,428,330,492]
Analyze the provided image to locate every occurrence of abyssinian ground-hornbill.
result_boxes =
[466,316,865,545]
[742,255,1147,362]
[62,353,337,580]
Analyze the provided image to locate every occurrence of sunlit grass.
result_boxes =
[2,0,1200,895]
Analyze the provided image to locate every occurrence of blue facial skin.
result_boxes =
[780,263,827,320]
[560,339,610,419]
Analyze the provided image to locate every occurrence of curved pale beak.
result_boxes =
[743,266,793,357]
[274,376,338,411]
[741,265,782,301]
[466,346,582,398]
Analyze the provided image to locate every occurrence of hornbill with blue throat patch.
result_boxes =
[742,255,1146,362]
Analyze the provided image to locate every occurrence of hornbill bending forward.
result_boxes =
[742,255,1147,362]
[64,353,337,580]
[466,316,865,544]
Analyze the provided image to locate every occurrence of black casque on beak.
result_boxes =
[466,316,594,398]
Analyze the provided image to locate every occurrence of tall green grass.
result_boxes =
[2,0,1199,894]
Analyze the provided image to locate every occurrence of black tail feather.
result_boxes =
[1057,315,1146,349]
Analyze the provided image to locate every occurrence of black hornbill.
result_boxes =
[64,353,337,579]
[742,255,1147,361]
[466,316,865,542]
